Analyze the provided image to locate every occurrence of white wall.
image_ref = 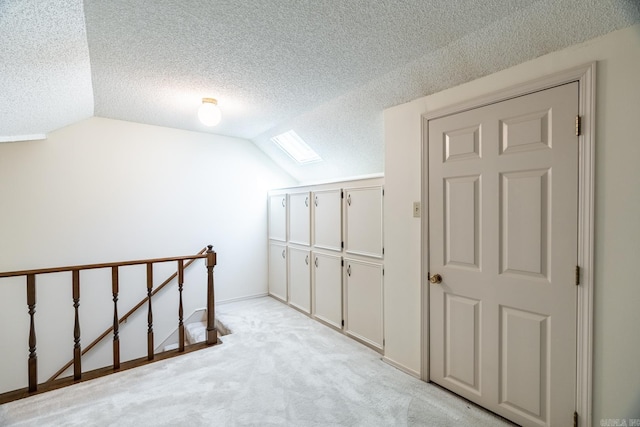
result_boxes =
[384,25,640,423]
[0,117,295,392]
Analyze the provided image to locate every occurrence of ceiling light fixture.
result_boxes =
[198,98,222,127]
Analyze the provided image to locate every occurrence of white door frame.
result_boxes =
[420,62,596,426]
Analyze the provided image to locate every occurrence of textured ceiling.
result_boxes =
[1,0,639,182]
[0,0,93,138]
[82,0,535,139]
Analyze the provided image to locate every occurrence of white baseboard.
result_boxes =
[381,356,421,379]
[216,292,269,305]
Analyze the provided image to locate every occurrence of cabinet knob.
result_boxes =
[347,194,351,206]
[314,195,318,207]
[282,250,285,259]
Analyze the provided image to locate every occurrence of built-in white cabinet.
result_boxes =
[268,194,287,242]
[344,187,383,258]
[313,252,343,329]
[288,247,311,313]
[344,258,384,350]
[288,192,311,246]
[313,189,342,251]
[268,178,384,352]
[268,242,287,302]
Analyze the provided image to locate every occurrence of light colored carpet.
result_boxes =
[0,297,509,426]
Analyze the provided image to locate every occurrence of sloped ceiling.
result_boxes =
[1,0,639,182]
[0,1,93,138]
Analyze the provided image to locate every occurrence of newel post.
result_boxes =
[205,245,217,345]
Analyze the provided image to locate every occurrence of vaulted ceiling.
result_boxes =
[1,0,638,182]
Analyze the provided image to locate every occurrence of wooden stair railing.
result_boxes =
[0,245,218,404]
[46,246,208,382]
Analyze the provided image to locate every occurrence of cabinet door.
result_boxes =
[268,242,287,302]
[313,252,342,329]
[289,192,311,246]
[344,258,383,349]
[344,187,383,258]
[289,247,311,313]
[268,194,287,242]
[313,189,342,251]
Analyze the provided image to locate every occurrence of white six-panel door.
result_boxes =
[428,83,579,426]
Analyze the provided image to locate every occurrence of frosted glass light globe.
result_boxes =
[198,98,222,126]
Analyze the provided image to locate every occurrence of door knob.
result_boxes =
[430,274,442,284]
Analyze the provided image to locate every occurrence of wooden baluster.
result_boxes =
[112,266,120,370]
[178,259,185,352]
[147,263,154,361]
[205,245,217,345]
[27,274,37,392]
[72,270,81,380]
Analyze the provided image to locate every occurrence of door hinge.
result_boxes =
[382,247,385,255]
[341,319,344,327]
[341,241,344,249]
[575,115,582,136]
[341,191,344,199]
[573,410,578,427]
[382,268,385,276]
[341,259,344,267]
[575,265,580,286]
[382,188,385,196]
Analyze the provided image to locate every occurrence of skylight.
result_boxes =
[270,130,322,164]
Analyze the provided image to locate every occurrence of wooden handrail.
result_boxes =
[0,245,218,403]
[46,246,208,382]
[0,253,208,278]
